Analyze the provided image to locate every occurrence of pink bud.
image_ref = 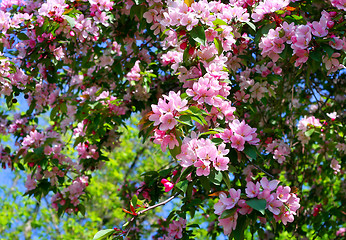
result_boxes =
[69,31,75,37]
[327,21,334,29]
[329,11,337,17]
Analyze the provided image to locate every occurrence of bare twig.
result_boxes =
[248,159,274,179]
[125,193,179,237]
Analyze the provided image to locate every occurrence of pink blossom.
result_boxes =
[330,159,341,174]
[161,179,174,192]
[276,185,291,202]
[230,134,245,151]
[218,212,238,235]
[160,112,177,131]
[194,160,210,176]
[238,199,253,215]
[213,156,229,171]
[281,211,295,225]
[168,218,186,239]
[245,181,260,198]
[267,193,283,215]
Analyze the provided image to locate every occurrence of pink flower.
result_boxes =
[267,193,283,215]
[238,199,253,215]
[281,211,295,225]
[159,112,177,131]
[245,181,261,198]
[168,218,186,239]
[213,156,229,171]
[276,186,291,202]
[161,179,174,192]
[194,160,210,176]
[218,212,238,235]
[230,134,245,151]
[260,177,280,191]
[330,159,341,174]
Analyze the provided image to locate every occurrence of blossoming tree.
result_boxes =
[0,0,345,239]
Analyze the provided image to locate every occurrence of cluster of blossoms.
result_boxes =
[51,176,89,212]
[265,139,290,164]
[149,91,188,151]
[177,135,230,176]
[259,11,346,68]
[296,116,322,144]
[214,177,301,235]
[159,218,187,240]
[219,119,259,151]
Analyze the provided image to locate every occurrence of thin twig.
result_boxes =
[248,159,274,179]
[125,193,179,237]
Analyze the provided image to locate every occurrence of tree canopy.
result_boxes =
[0,0,345,239]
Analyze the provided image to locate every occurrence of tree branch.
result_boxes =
[125,193,179,236]
[248,159,274,179]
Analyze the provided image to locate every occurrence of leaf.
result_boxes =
[176,180,189,193]
[131,195,138,207]
[64,15,76,28]
[305,129,314,137]
[222,171,232,189]
[211,138,223,145]
[214,38,223,56]
[246,199,267,215]
[78,204,86,216]
[245,21,256,31]
[220,208,236,219]
[324,45,334,58]
[17,162,25,171]
[187,224,200,228]
[209,170,223,186]
[310,50,322,62]
[17,32,29,40]
[178,115,193,126]
[212,19,227,26]
[232,215,246,240]
[181,166,194,180]
[199,176,210,193]
[243,145,257,160]
[93,229,115,240]
[190,25,206,46]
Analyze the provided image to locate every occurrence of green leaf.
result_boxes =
[60,102,67,114]
[178,115,193,126]
[310,50,322,62]
[131,195,138,207]
[93,229,115,240]
[209,170,223,186]
[246,199,267,215]
[214,38,223,56]
[64,15,76,28]
[190,25,206,46]
[220,208,236,219]
[245,21,256,31]
[243,145,257,160]
[176,180,189,193]
[199,176,210,193]
[17,32,29,40]
[211,138,223,145]
[305,129,314,137]
[222,171,232,189]
[212,19,227,26]
[232,215,246,240]
[78,204,86,216]
[324,45,334,58]
[17,162,25,171]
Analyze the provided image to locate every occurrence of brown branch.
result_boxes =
[124,193,179,237]
[248,159,274,179]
